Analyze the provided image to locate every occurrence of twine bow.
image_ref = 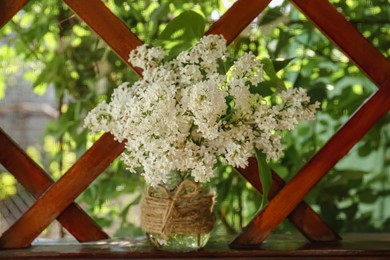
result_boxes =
[160,180,198,235]
[140,180,215,239]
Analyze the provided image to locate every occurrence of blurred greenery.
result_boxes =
[0,0,389,237]
[0,173,17,200]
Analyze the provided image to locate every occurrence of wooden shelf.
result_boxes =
[1,234,389,259]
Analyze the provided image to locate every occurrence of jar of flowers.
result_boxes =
[84,34,319,251]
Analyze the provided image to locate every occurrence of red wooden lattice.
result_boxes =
[0,0,389,250]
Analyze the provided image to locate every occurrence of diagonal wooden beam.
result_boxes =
[0,128,109,243]
[0,0,29,30]
[236,158,341,244]
[290,0,390,87]
[63,0,143,76]
[207,0,272,44]
[0,132,125,248]
[232,77,390,246]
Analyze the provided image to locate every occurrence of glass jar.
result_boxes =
[140,171,215,252]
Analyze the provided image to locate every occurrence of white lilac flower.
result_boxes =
[128,45,165,71]
[84,34,319,186]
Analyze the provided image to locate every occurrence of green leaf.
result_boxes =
[259,7,283,26]
[217,56,235,75]
[357,189,377,204]
[307,83,327,103]
[261,58,275,75]
[273,29,293,58]
[157,10,206,58]
[250,81,274,97]
[273,57,295,73]
[167,41,194,59]
[119,195,141,224]
[261,58,286,91]
[126,2,144,22]
[255,149,272,209]
[151,3,170,23]
[159,10,205,41]
[149,3,170,36]
[33,56,66,94]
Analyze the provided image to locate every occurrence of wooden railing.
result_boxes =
[0,0,389,250]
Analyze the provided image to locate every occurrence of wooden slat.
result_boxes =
[1,129,54,198]
[290,0,390,87]
[63,0,143,76]
[0,133,124,248]
[236,158,340,244]
[206,0,272,44]
[0,129,109,244]
[232,78,390,245]
[0,0,29,29]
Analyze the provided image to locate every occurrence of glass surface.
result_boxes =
[147,233,211,252]
[142,171,215,251]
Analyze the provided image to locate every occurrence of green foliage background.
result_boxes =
[0,0,389,237]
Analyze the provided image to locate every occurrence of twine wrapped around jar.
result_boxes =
[140,179,215,239]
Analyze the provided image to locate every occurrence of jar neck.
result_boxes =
[164,171,191,191]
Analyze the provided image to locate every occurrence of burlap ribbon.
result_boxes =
[140,179,215,239]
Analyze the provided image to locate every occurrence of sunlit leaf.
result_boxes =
[261,57,286,91]
[255,149,272,209]
[157,10,206,58]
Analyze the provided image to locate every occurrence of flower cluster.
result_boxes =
[84,35,319,187]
